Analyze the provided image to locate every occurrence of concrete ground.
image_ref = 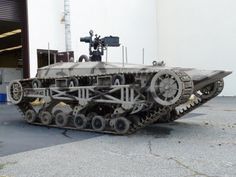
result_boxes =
[0,97,235,177]
[0,104,100,157]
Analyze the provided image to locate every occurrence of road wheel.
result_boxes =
[91,116,106,131]
[55,112,69,127]
[74,114,87,129]
[200,80,224,100]
[25,110,37,123]
[114,117,130,135]
[40,111,53,125]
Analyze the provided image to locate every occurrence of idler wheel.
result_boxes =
[74,114,87,129]
[91,116,106,131]
[40,111,53,125]
[112,74,125,85]
[25,110,37,123]
[150,70,183,106]
[8,81,23,104]
[68,77,79,87]
[55,112,69,127]
[200,80,224,100]
[32,79,42,88]
[113,117,130,135]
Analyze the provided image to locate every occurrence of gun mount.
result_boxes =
[80,30,120,62]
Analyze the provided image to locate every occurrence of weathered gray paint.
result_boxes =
[37,62,232,90]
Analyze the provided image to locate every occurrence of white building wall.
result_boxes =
[27,0,65,77]
[26,0,235,95]
[70,0,158,64]
[27,0,158,76]
[156,0,236,96]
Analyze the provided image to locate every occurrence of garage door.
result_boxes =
[0,0,21,22]
[0,0,29,78]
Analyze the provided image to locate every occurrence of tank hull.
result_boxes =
[37,62,231,91]
[7,62,232,135]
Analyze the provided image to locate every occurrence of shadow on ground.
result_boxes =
[135,121,204,139]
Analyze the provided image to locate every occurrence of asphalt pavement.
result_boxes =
[0,103,100,157]
[0,97,235,177]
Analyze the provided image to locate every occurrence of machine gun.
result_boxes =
[80,30,120,62]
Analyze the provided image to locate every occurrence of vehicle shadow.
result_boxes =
[133,121,205,139]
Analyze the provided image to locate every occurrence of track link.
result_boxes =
[11,69,194,135]
[156,79,224,123]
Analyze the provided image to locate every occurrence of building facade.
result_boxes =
[0,0,235,98]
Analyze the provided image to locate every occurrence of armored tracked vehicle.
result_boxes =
[8,31,232,135]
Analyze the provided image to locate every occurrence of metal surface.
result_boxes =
[36,62,231,88]
[80,31,120,62]
[0,0,30,78]
[6,32,232,135]
[64,0,72,52]
[20,0,30,78]
[0,0,21,22]
[7,63,230,135]
[149,70,185,106]
[8,64,231,134]
[8,68,194,135]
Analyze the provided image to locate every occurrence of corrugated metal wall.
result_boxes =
[0,0,29,78]
[0,0,21,22]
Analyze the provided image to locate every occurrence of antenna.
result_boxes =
[122,46,125,67]
[48,42,50,65]
[105,46,108,63]
[142,48,145,64]
[64,0,72,60]
[125,47,128,63]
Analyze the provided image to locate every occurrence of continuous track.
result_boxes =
[156,79,224,123]
[9,70,224,135]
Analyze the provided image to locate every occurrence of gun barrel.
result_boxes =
[80,37,91,43]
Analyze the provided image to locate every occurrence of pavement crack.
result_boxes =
[168,157,218,177]
[62,130,72,139]
[148,139,160,158]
